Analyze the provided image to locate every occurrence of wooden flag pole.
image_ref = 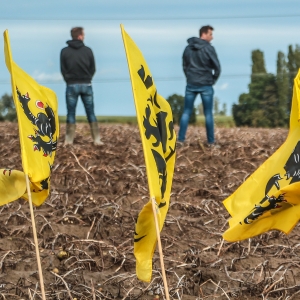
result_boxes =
[151,197,170,300]
[25,175,47,300]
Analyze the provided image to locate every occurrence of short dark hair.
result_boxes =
[71,27,84,39]
[199,25,214,37]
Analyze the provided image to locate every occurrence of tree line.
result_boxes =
[233,45,300,127]
[0,91,227,125]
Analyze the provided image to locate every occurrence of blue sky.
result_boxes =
[0,0,300,116]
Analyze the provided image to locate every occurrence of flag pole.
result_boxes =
[25,175,47,300]
[151,197,170,300]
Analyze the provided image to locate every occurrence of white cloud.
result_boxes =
[32,71,63,82]
[219,83,228,90]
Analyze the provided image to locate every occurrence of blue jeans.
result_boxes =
[178,84,214,143]
[66,84,97,124]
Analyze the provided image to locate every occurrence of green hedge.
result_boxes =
[59,115,235,127]
[59,116,138,124]
[196,116,235,128]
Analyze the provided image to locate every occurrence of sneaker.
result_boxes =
[207,143,221,149]
[176,141,185,149]
[94,139,104,146]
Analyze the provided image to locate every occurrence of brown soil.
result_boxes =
[0,122,299,300]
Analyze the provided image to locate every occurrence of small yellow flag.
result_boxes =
[0,169,26,205]
[121,25,176,282]
[0,168,51,206]
[223,70,300,242]
[3,30,59,206]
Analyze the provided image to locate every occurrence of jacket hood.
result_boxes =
[187,37,208,50]
[66,39,85,49]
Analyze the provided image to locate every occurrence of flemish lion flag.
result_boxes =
[3,30,59,206]
[121,25,176,282]
[223,70,300,242]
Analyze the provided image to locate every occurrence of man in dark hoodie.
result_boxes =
[60,27,103,145]
[178,25,221,146]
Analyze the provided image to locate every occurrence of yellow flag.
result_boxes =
[223,70,300,242]
[3,30,59,206]
[121,25,176,282]
[0,169,26,205]
[0,168,50,206]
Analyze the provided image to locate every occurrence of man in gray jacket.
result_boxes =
[61,27,103,146]
[178,25,221,146]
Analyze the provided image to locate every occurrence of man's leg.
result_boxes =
[65,84,79,145]
[80,84,104,145]
[66,84,79,124]
[80,84,97,123]
[178,84,198,142]
[200,86,214,144]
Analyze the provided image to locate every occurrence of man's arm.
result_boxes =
[182,48,188,77]
[89,49,96,77]
[60,50,67,81]
[208,46,221,84]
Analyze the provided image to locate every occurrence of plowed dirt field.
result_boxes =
[1,122,299,300]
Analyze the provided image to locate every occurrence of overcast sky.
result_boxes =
[0,0,300,116]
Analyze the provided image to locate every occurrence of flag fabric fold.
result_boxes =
[0,169,26,205]
[3,29,59,206]
[121,25,176,282]
[223,70,300,242]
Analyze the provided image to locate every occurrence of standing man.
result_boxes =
[60,27,104,145]
[178,25,221,146]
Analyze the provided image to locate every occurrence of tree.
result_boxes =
[232,46,300,128]
[276,51,289,125]
[213,97,227,116]
[167,94,196,124]
[197,103,203,116]
[249,50,267,100]
[232,93,256,126]
[0,94,16,121]
[251,49,266,79]
[232,49,287,127]
[214,97,220,115]
[219,103,227,116]
[233,50,268,126]
[287,45,300,115]
[257,74,284,127]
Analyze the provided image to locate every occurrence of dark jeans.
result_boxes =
[178,84,214,143]
[66,84,97,124]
